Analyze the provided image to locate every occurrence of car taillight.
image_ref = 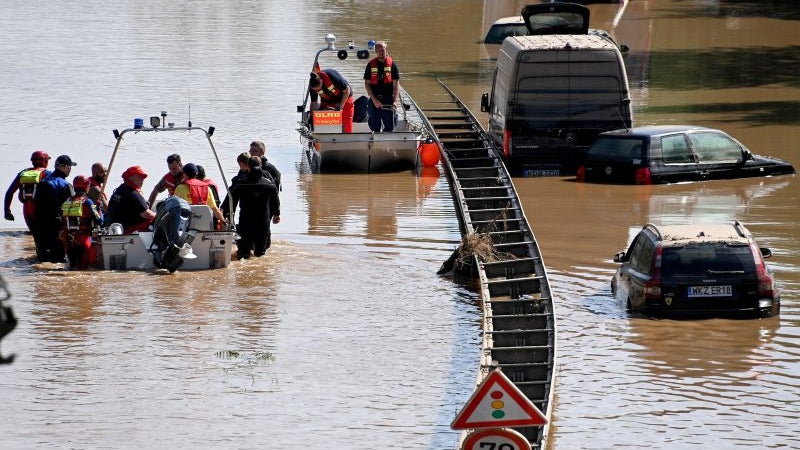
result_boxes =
[751,243,774,297]
[635,167,652,185]
[503,129,511,158]
[644,245,663,300]
[576,165,586,182]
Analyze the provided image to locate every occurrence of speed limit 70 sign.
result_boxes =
[462,428,530,450]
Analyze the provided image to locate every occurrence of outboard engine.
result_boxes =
[151,196,196,273]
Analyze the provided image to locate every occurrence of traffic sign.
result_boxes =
[451,368,547,430]
[462,428,530,450]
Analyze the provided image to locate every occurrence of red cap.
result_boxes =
[122,166,148,180]
[31,151,50,162]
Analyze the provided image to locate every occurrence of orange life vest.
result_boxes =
[317,71,341,102]
[368,57,393,84]
[184,179,210,205]
[164,172,185,195]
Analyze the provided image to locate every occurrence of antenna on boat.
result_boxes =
[188,89,192,127]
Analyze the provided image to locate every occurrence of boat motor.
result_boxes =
[151,196,194,273]
[0,273,17,364]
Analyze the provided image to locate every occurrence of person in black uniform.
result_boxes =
[222,155,280,260]
[248,141,281,192]
[32,155,76,262]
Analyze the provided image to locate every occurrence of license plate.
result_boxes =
[523,169,561,177]
[687,285,732,297]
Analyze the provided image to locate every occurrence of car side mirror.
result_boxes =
[613,251,626,263]
[760,247,772,259]
[481,93,489,113]
[742,150,753,162]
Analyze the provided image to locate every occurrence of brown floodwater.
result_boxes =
[1,1,798,449]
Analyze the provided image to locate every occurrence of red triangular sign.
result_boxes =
[451,369,548,430]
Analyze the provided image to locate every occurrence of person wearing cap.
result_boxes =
[309,69,354,133]
[147,154,185,208]
[4,151,53,232]
[364,40,401,132]
[106,166,156,234]
[59,175,103,270]
[173,163,225,224]
[248,141,282,192]
[32,155,76,262]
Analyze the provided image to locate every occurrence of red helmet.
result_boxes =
[73,175,91,192]
[31,151,50,162]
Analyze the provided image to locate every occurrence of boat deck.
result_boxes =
[419,81,557,449]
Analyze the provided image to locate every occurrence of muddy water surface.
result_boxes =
[1,1,798,449]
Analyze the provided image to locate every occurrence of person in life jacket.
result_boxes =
[172,163,225,227]
[3,151,53,231]
[59,175,103,270]
[363,40,400,132]
[309,69,355,133]
[195,165,220,205]
[147,153,186,207]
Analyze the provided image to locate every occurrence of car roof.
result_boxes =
[490,16,525,26]
[600,125,718,138]
[646,222,752,247]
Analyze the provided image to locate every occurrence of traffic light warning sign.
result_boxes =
[451,369,548,430]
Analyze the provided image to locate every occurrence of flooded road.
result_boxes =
[1,1,798,449]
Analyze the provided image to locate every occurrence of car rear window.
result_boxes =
[587,137,644,162]
[661,243,756,277]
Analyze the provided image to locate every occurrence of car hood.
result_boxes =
[748,153,796,173]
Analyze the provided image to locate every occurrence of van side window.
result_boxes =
[688,132,743,163]
[660,135,693,163]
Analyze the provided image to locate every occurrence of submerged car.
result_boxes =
[611,221,780,318]
[577,125,795,184]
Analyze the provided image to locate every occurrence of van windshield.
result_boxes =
[587,137,644,162]
[661,244,755,277]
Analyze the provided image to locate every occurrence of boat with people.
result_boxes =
[97,114,236,272]
[297,34,431,173]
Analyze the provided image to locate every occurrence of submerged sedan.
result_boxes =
[576,125,795,184]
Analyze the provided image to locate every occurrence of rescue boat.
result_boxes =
[297,34,430,173]
[97,115,236,272]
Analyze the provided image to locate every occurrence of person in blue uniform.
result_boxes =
[32,155,76,262]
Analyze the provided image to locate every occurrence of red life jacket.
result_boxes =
[184,179,210,205]
[317,71,341,102]
[18,167,46,201]
[164,172,185,195]
[368,57,393,84]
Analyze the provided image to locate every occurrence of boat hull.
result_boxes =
[307,129,422,173]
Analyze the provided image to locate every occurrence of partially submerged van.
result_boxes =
[481,3,633,176]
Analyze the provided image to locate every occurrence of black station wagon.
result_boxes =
[576,125,795,184]
[611,222,780,318]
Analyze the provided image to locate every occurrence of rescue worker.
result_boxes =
[87,162,109,212]
[33,155,76,263]
[309,69,354,133]
[173,163,225,224]
[59,175,103,270]
[4,151,53,232]
[221,155,280,260]
[248,141,282,192]
[147,153,185,207]
[195,165,220,205]
[364,40,400,132]
[106,166,156,234]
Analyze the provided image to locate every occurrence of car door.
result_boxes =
[652,133,699,183]
[687,131,745,180]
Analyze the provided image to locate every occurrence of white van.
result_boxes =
[480,4,633,176]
